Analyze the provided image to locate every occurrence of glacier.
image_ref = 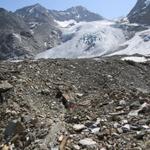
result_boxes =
[35,20,126,59]
[109,29,150,56]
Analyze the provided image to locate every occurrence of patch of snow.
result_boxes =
[44,42,47,47]
[55,19,77,28]
[121,56,150,62]
[36,20,126,59]
[30,29,34,34]
[29,22,39,29]
[9,60,23,63]
[109,29,150,56]
[76,14,80,18]
[12,33,22,42]
[29,8,34,13]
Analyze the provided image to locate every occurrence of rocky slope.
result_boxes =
[0,5,61,60]
[128,0,150,25]
[0,57,150,149]
[0,8,35,59]
[16,3,62,53]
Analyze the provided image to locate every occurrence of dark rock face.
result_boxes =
[49,6,103,22]
[128,0,150,25]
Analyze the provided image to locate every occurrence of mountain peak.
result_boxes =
[15,3,47,14]
[31,3,45,9]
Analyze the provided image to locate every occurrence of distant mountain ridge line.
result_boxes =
[0,1,150,60]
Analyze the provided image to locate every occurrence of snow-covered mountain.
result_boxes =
[36,20,126,59]
[36,0,150,59]
[1,2,150,60]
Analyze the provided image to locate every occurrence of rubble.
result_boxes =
[0,57,150,149]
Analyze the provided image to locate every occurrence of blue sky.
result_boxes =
[0,0,137,19]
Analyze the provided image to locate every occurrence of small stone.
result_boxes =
[90,127,100,134]
[73,144,80,150]
[38,144,48,150]
[115,106,124,111]
[130,101,141,110]
[79,138,97,146]
[4,120,24,141]
[128,110,139,117]
[130,125,142,131]
[119,100,126,106]
[145,140,150,149]
[121,124,130,133]
[94,118,101,125]
[97,132,106,140]
[2,145,9,150]
[117,128,123,134]
[58,135,64,142]
[121,120,128,125]
[139,102,150,114]
[73,124,86,131]
[76,93,83,98]
[40,89,50,95]
[114,122,120,128]
[51,146,59,150]
[134,131,145,140]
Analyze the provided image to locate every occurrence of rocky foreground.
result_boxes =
[0,57,150,150]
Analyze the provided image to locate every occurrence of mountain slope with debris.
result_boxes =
[0,57,150,149]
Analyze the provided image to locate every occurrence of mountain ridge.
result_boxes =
[128,0,150,25]
[0,2,150,60]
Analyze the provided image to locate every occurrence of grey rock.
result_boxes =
[134,131,146,140]
[79,138,97,147]
[4,120,25,142]
[73,124,86,131]
[130,101,141,110]
[121,124,131,133]
[119,100,126,106]
[0,81,13,92]
[90,127,100,134]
